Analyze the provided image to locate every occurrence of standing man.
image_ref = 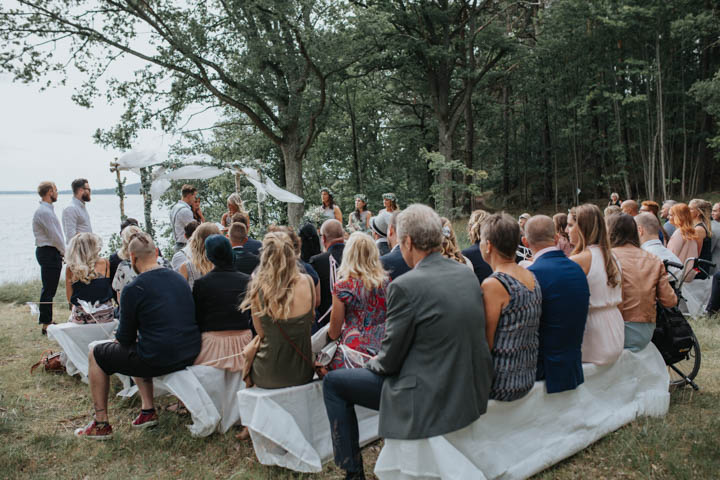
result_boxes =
[32,181,65,334]
[170,184,198,252]
[310,219,345,331]
[62,178,92,243]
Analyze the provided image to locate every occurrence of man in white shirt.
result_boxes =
[169,184,198,252]
[637,213,681,277]
[62,178,92,243]
[32,181,65,334]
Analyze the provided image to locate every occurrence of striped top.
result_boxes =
[489,271,542,401]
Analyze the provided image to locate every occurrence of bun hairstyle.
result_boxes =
[118,225,142,260]
[240,232,301,320]
[569,204,620,288]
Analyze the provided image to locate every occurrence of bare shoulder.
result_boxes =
[570,250,592,275]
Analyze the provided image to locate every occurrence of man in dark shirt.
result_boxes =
[76,232,200,440]
[230,222,260,275]
[310,219,345,331]
[231,212,262,255]
[381,211,411,280]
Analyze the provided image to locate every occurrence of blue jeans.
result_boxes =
[323,368,384,474]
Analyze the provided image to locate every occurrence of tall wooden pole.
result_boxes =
[109,159,126,221]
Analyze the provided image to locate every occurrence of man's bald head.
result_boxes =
[635,212,660,243]
[524,215,556,252]
[621,199,639,216]
[320,219,344,245]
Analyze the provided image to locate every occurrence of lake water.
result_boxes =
[1,194,167,284]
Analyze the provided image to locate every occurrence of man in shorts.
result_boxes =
[75,232,201,440]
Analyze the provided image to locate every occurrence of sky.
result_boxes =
[0,53,217,192]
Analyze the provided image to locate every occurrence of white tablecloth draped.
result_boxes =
[681,277,712,318]
[47,321,118,382]
[374,344,670,480]
[237,380,380,472]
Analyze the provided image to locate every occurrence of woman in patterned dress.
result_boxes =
[480,213,541,401]
[327,232,389,370]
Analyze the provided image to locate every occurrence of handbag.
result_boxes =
[241,335,262,388]
[30,350,66,374]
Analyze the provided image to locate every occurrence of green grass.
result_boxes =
[0,279,67,305]
[1,287,719,479]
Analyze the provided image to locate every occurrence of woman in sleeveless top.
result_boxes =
[320,187,343,223]
[65,233,114,324]
[480,214,541,401]
[240,232,316,389]
[689,199,713,279]
[667,203,699,282]
[178,222,220,289]
[327,232,388,370]
[220,192,245,232]
[567,205,624,365]
[347,195,372,233]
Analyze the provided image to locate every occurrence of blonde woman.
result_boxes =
[567,204,624,365]
[462,209,493,284]
[240,232,316,389]
[327,232,389,370]
[689,199,713,278]
[221,192,245,231]
[112,226,168,301]
[178,222,221,289]
[440,217,472,268]
[65,232,114,324]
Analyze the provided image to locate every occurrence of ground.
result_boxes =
[1,286,719,479]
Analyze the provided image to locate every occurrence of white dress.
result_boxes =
[581,245,625,365]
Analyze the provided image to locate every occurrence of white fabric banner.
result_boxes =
[116,150,167,170]
[374,344,670,480]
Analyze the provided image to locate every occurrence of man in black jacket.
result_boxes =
[381,211,411,280]
[229,222,260,275]
[309,219,345,331]
[77,232,200,440]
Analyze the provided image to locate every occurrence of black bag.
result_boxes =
[652,303,695,365]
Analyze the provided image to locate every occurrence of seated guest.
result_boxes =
[112,225,169,301]
[109,217,139,289]
[77,233,200,439]
[604,205,621,217]
[381,211,411,280]
[229,222,259,276]
[567,205,624,365]
[440,217,473,268]
[221,192,245,232]
[608,214,676,352]
[178,222,221,289]
[553,213,574,256]
[370,212,391,256]
[65,233,114,324]
[192,234,252,371]
[462,209,493,285]
[667,203,699,269]
[322,204,493,479]
[621,199,639,217]
[231,212,262,255]
[712,202,720,274]
[310,219,345,329]
[640,200,668,245]
[267,225,321,305]
[518,212,531,236]
[637,213,681,276]
[524,215,589,394]
[661,200,677,237]
[689,198,713,278]
[327,232,389,370]
[480,214,541,401]
[299,223,322,263]
[171,220,199,271]
[240,232,316,389]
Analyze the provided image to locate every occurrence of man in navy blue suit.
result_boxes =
[381,211,411,280]
[524,215,590,394]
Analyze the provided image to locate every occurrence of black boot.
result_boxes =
[345,468,366,480]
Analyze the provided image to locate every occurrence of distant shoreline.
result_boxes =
[0,182,142,195]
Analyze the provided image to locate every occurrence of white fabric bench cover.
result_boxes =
[238,380,380,472]
[374,344,670,480]
[681,278,711,318]
[47,321,118,382]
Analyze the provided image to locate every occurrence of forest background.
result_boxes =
[2,0,720,231]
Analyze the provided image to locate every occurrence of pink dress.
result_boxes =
[581,245,625,365]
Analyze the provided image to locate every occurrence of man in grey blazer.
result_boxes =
[322,204,494,480]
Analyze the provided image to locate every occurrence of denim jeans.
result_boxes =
[35,246,62,325]
[323,368,385,474]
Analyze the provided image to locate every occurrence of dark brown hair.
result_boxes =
[71,178,88,194]
[229,222,248,244]
[607,213,640,248]
[570,204,620,288]
[231,211,250,229]
[181,184,197,197]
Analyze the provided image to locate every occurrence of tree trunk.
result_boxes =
[502,85,510,196]
[139,166,154,238]
[542,98,553,202]
[346,87,362,193]
[463,92,475,213]
[280,133,304,227]
[437,122,454,217]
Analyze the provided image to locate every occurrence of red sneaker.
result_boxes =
[132,411,158,430]
[74,420,113,440]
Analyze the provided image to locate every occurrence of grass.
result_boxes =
[1,288,719,479]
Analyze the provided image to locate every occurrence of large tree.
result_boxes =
[1,0,361,224]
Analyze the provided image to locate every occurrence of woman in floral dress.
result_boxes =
[327,232,389,370]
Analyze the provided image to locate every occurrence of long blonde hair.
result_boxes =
[189,222,221,276]
[118,225,142,260]
[570,204,620,288]
[240,232,301,320]
[66,232,103,284]
[468,209,490,244]
[689,199,712,238]
[440,217,466,264]
[337,232,388,289]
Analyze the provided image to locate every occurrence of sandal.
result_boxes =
[166,401,188,415]
[235,427,251,441]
